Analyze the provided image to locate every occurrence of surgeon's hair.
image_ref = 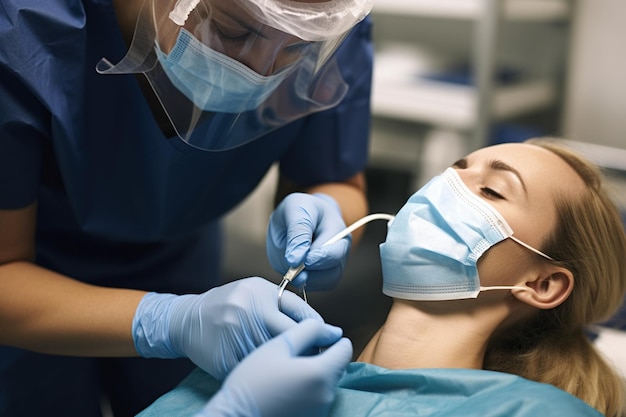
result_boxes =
[484,138,626,417]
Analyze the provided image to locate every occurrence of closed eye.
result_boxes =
[481,187,505,199]
[213,23,250,43]
[284,41,312,54]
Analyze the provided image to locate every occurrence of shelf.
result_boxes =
[372,0,569,21]
[372,71,556,129]
[369,0,570,169]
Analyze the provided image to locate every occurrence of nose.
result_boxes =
[453,166,482,190]
[241,41,301,75]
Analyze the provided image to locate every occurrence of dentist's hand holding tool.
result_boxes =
[267,193,350,291]
[132,277,323,380]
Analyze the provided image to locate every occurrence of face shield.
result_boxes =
[96,0,373,151]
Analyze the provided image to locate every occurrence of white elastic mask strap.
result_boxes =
[479,285,529,293]
[509,236,554,261]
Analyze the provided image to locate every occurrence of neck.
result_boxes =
[357,297,511,370]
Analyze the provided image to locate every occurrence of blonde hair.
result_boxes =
[484,138,626,417]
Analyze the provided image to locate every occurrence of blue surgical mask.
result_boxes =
[155,29,293,113]
[380,167,553,301]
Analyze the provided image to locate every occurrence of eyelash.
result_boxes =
[213,23,249,44]
[481,187,505,199]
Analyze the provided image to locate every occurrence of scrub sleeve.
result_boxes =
[0,0,373,416]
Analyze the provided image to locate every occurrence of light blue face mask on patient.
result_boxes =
[155,29,293,113]
[380,167,554,301]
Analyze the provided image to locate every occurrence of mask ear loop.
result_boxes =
[509,235,554,261]
[277,213,395,312]
[478,237,555,294]
[479,285,530,292]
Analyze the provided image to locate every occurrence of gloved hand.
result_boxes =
[132,277,323,380]
[195,319,353,417]
[266,192,351,290]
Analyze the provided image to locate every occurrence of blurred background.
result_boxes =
[221,0,626,358]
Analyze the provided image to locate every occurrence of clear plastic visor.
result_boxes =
[96,0,372,151]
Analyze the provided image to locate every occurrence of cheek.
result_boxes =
[156,22,183,54]
[497,189,559,250]
[477,240,536,286]
[495,203,556,252]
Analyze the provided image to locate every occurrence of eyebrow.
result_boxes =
[216,8,269,39]
[453,157,528,194]
[487,158,527,194]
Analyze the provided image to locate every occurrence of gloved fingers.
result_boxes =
[267,198,317,267]
[282,193,348,266]
[266,214,291,273]
[266,246,291,276]
[289,266,344,290]
[266,212,287,251]
[289,270,309,288]
[278,319,344,356]
[283,219,315,266]
[312,337,353,375]
[304,238,351,269]
[271,289,324,332]
[288,239,350,289]
[296,266,343,291]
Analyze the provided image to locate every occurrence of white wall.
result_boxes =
[562,0,626,151]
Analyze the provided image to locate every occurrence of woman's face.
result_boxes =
[453,143,585,288]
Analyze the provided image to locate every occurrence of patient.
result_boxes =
[138,138,626,417]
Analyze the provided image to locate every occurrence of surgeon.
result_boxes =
[0,0,373,415]
[137,139,626,417]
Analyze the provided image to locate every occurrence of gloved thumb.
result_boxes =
[315,337,353,372]
[280,319,344,356]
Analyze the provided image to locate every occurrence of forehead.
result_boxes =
[468,143,585,200]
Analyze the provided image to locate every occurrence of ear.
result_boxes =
[512,267,574,310]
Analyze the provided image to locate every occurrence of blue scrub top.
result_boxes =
[137,363,603,417]
[0,0,373,290]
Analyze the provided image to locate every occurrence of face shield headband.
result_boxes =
[96,0,373,151]
[380,168,555,301]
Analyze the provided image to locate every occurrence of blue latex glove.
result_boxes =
[266,192,351,290]
[132,277,323,380]
[195,319,353,417]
